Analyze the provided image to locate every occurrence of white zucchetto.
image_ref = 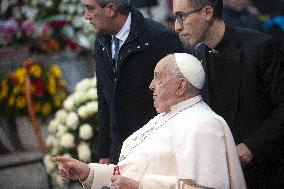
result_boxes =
[174,53,205,89]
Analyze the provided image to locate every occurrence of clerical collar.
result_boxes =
[169,95,202,113]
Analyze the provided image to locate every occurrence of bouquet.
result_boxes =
[0,58,68,118]
[43,77,98,186]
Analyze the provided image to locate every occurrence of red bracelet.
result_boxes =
[113,165,121,175]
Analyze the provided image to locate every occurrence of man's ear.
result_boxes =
[176,78,187,96]
[203,5,214,22]
[107,3,119,17]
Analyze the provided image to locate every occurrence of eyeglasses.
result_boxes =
[85,5,96,13]
[174,7,204,25]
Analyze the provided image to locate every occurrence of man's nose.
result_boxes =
[149,80,154,91]
[84,11,91,20]
[175,20,182,33]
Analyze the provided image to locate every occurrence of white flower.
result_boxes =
[77,105,89,119]
[86,88,97,100]
[75,78,92,92]
[60,133,75,149]
[43,155,56,173]
[76,33,91,49]
[63,96,75,111]
[59,4,67,12]
[77,5,85,14]
[45,0,53,7]
[51,146,61,156]
[73,91,87,106]
[77,142,91,162]
[48,119,60,134]
[72,16,84,28]
[79,124,93,140]
[45,135,58,148]
[91,77,97,87]
[56,124,68,137]
[62,0,69,3]
[66,112,79,130]
[67,5,76,14]
[86,101,98,114]
[55,109,68,124]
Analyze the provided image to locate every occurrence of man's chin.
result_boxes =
[180,36,195,49]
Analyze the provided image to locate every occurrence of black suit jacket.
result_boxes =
[94,7,183,163]
[195,25,284,188]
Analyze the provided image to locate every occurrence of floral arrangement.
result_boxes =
[0,58,68,118]
[43,77,98,186]
[58,0,95,49]
[0,0,95,52]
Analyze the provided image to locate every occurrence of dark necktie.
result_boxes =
[112,37,120,72]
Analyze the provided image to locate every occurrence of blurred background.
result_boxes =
[0,0,283,188]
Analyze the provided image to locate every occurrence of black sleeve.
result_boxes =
[244,38,284,160]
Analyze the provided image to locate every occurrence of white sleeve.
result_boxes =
[139,174,212,189]
[81,163,114,189]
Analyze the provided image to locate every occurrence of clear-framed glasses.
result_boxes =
[174,7,204,25]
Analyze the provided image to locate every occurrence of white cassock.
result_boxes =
[82,95,246,189]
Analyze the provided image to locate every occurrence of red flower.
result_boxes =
[49,20,68,28]
[33,78,45,97]
[68,40,79,50]
[10,75,18,84]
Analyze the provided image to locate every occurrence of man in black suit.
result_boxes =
[173,0,284,188]
[84,0,183,164]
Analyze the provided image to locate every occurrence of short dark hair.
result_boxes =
[187,0,223,19]
[96,0,131,15]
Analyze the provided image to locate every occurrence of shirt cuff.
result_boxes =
[80,164,94,189]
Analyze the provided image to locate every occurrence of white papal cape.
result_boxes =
[82,96,246,189]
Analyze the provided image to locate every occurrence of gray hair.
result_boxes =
[96,0,131,15]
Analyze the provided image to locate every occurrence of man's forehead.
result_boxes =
[173,0,191,12]
[84,0,95,5]
[155,56,173,73]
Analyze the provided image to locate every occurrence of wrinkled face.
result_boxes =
[149,57,179,113]
[173,0,208,46]
[83,0,112,34]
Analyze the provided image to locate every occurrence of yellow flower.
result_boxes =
[30,64,42,78]
[8,96,15,107]
[16,96,26,109]
[12,85,21,95]
[34,102,41,114]
[41,103,52,116]
[54,97,62,108]
[0,80,8,99]
[13,68,26,84]
[50,65,61,78]
[48,77,56,95]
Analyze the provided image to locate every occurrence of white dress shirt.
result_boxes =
[111,13,131,59]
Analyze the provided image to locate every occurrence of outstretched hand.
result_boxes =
[52,156,90,181]
[110,175,139,189]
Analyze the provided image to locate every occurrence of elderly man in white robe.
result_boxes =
[53,53,246,189]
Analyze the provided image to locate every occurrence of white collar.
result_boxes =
[114,12,131,44]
